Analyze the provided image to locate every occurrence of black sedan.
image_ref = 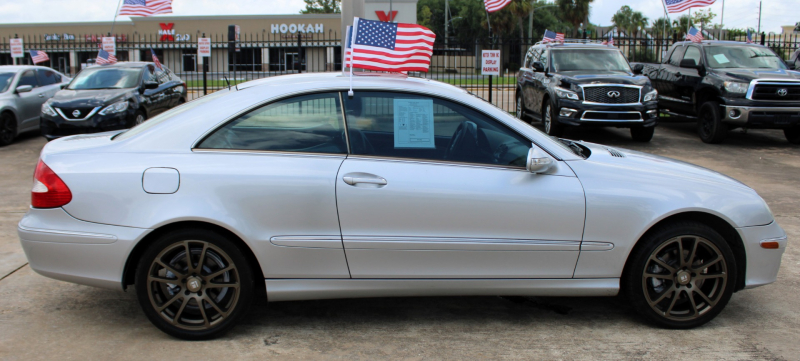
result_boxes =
[40,62,186,140]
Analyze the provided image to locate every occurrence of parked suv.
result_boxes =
[516,41,659,141]
[40,62,186,140]
[0,65,70,146]
[637,41,800,144]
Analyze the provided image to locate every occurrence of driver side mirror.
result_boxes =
[679,58,700,69]
[16,85,33,93]
[632,63,644,75]
[526,147,554,174]
[532,61,545,72]
[143,81,159,90]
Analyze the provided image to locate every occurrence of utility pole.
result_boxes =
[445,0,449,70]
[757,1,762,34]
[528,1,534,40]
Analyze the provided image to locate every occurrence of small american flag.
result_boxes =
[484,0,511,12]
[686,27,704,43]
[151,48,162,70]
[602,32,615,46]
[30,50,49,64]
[350,18,436,73]
[96,49,118,65]
[746,29,754,43]
[664,0,716,13]
[542,30,564,43]
[119,0,172,16]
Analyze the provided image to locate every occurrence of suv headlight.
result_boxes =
[643,89,658,102]
[41,100,57,117]
[98,101,129,115]
[555,87,579,101]
[724,81,749,94]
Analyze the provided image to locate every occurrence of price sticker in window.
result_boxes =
[394,99,434,149]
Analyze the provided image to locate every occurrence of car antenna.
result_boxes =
[223,75,231,90]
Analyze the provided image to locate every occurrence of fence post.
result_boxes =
[297,32,302,74]
[488,75,492,104]
[760,32,765,46]
[202,33,208,96]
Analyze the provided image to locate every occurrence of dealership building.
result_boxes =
[0,0,419,75]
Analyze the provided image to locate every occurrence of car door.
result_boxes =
[21,69,62,131]
[336,91,586,278]
[155,66,180,109]
[674,46,704,115]
[141,65,164,115]
[193,92,351,278]
[529,48,550,119]
[14,69,46,124]
[655,46,687,114]
[519,48,538,114]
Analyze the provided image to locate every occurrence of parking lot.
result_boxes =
[0,123,798,360]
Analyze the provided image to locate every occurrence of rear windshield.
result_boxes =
[551,49,632,72]
[0,72,15,93]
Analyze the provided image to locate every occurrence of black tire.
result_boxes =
[623,221,737,329]
[697,101,727,144]
[631,126,655,142]
[543,101,564,137]
[515,93,527,121]
[132,110,146,127]
[784,127,800,144]
[135,229,254,340]
[0,112,17,146]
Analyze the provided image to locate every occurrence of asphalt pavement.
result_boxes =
[0,123,798,360]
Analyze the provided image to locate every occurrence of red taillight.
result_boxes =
[31,160,72,208]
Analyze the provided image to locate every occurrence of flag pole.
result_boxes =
[110,0,123,35]
[485,8,492,45]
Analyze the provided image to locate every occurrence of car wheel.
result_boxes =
[0,112,17,146]
[784,127,800,144]
[134,111,146,126]
[135,229,254,340]
[697,101,727,144]
[516,94,526,121]
[544,102,564,137]
[624,221,737,329]
[631,126,655,142]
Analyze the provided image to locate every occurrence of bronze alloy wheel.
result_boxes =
[642,235,728,321]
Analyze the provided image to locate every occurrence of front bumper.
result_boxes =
[721,105,800,129]
[556,100,659,128]
[18,207,149,290]
[40,109,134,140]
[737,221,787,289]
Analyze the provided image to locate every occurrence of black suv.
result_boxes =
[516,41,659,141]
[41,62,187,140]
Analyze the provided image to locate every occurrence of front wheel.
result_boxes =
[515,94,526,121]
[543,102,564,137]
[623,221,737,329]
[135,229,254,340]
[784,127,800,144]
[631,126,655,142]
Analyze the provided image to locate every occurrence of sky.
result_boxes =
[0,0,795,34]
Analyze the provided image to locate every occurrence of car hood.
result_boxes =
[556,71,650,86]
[712,68,800,82]
[50,88,133,108]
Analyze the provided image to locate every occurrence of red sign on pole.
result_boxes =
[10,38,23,58]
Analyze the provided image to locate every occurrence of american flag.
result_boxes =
[542,30,565,43]
[350,18,436,73]
[686,27,704,43]
[150,48,162,70]
[96,49,118,65]
[602,32,615,46]
[664,0,716,13]
[30,50,49,64]
[746,29,754,43]
[343,26,353,69]
[118,0,172,16]
[484,0,512,12]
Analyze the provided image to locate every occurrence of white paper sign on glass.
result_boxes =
[102,37,116,55]
[394,99,435,149]
[713,54,730,64]
[10,39,23,58]
[481,50,501,76]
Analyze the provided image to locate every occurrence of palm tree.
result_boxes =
[611,6,647,36]
[556,0,593,36]
[651,17,672,37]
[506,0,533,41]
[672,15,692,38]
[629,11,648,36]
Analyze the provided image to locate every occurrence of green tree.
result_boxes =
[651,17,672,38]
[418,5,434,29]
[506,0,534,41]
[611,6,647,35]
[556,0,593,35]
[299,0,340,14]
[672,15,692,38]
[691,8,716,31]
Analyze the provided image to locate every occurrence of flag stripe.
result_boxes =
[119,0,173,16]
[484,0,512,12]
[665,0,716,13]
[350,18,436,73]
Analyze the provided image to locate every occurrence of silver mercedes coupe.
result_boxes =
[18,73,787,339]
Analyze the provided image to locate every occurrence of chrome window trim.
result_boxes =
[55,106,101,121]
[580,110,643,122]
[190,148,348,158]
[579,83,643,106]
[344,154,531,172]
[745,79,800,101]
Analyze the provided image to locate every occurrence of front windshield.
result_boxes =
[551,49,632,72]
[67,67,141,90]
[0,72,15,93]
[704,45,787,69]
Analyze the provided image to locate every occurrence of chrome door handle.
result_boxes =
[38,94,45,98]
[343,176,387,186]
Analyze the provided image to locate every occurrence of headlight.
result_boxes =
[724,81,749,94]
[41,101,57,117]
[98,101,129,115]
[643,89,658,102]
[555,87,579,101]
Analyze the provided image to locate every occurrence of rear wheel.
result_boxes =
[631,126,655,142]
[624,221,736,329]
[0,112,17,146]
[784,127,800,144]
[697,101,727,144]
[543,101,564,137]
[516,94,526,121]
[133,110,146,126]
[135,229,254,340]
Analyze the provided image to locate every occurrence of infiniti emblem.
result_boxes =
[607,91,621,98]
[777,88,788,97]
[72,110,81,118]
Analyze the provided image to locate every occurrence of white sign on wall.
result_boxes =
[481,50,501,76]
[270,23,324,34]
[198,38,211,57]
[102,37,116,55]
[10,39,23,58]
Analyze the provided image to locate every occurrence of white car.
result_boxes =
[19,73,787,339]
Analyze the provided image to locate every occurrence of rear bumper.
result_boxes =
[737,221,787,289]
[722,105,800,129]
[18,208,149,290]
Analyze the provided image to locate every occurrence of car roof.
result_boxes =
[93,62,155,69]
[532,42,615,50]
[0,65,54,72]
[672,40,767,47]
[236,72,467,94]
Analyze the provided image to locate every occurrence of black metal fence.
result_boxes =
[1,29,798,113]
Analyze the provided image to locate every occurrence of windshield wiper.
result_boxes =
[558,138,586,158]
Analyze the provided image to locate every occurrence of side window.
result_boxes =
[668,47,686,66]
[36,69,58,86]
[17,70,38,88]
[540,49,549,70]
[197,92,346,154]
[142,66,156,83]
[682,46,703,66]
[342,91,531,167]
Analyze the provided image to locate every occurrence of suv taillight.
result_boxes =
[31,160,72,208]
